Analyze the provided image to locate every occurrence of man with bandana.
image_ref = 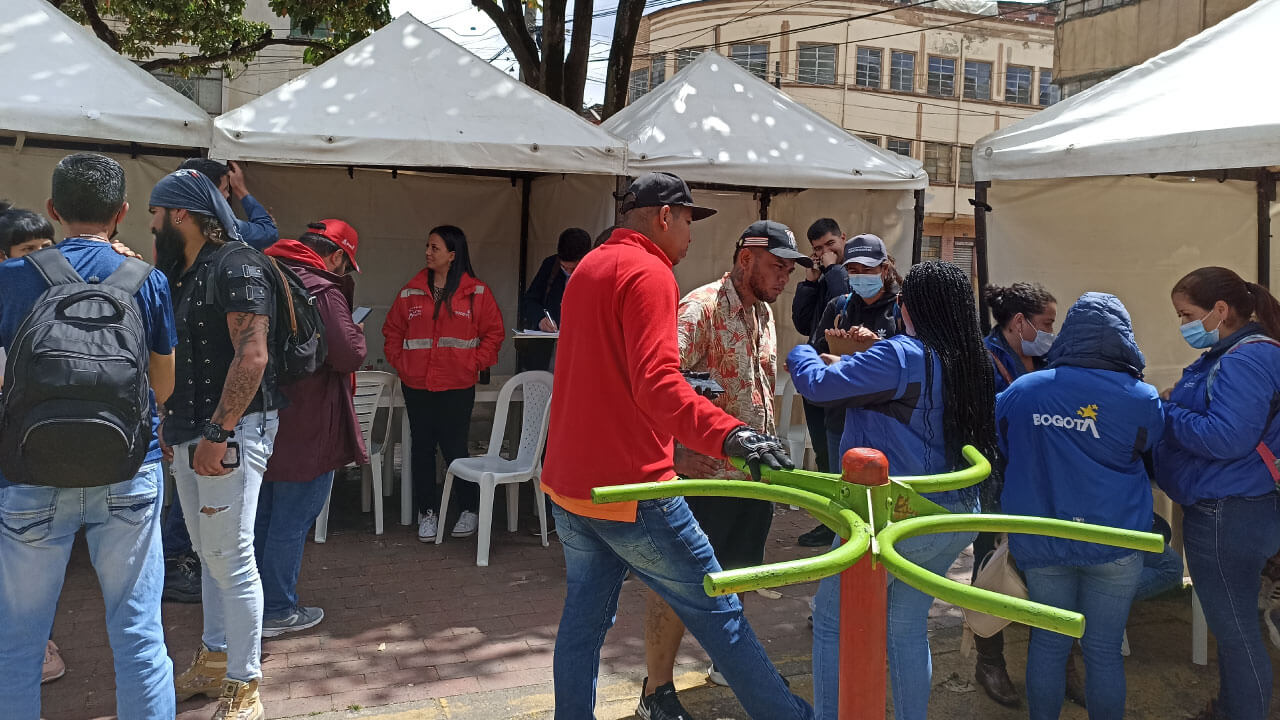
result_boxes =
[150,168,282,720]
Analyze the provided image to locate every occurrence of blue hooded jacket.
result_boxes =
[984,327,1046,393]
[1154,321,1280,505]
[788,335,975,508]
[998,293,1163,569]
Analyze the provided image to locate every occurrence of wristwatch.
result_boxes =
[201,421,232,444]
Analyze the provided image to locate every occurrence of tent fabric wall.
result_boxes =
[0,145,177,250]
[986,175,1256,388]
[526,173,619,292]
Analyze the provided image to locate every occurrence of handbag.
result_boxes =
[962,534,1028,638]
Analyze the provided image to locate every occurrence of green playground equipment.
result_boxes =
[592,445,1163,720]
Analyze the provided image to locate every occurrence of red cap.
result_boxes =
[313,218,360,272]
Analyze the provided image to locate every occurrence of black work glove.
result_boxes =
[683,371,724,400]
[722,426,793,483]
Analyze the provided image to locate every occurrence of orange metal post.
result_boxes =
[838,448,890,720]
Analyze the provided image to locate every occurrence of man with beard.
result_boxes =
[178,159,278,251]
[638,220,811,720]
[149,168,281,720]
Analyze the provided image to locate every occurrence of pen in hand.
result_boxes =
[541,310,558,333]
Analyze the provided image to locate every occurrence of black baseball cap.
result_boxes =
[617,172,717,221]
[843,233,887,268]
[737,221,813,268]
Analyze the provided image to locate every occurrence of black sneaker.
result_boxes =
[162,552,202,603]
[262,606,325,638]
[798,523,836,547]
[637,677,695,720]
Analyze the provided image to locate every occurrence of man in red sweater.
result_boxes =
[540,172,813,720]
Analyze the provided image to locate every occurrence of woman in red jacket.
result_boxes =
[383,225,505,542]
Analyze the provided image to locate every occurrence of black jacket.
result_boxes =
[791,263,851,346]
[815,286,902,431]
[521,255,569,330]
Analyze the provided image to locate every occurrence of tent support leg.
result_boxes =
[1257,168,1274,290]
[911,189,925,265]
[759,190,772,220]
[974,181,992,334]
[519,176,532,297]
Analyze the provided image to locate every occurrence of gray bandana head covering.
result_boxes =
[148,168,242,242]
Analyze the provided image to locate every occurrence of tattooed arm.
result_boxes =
[192,311,269,476]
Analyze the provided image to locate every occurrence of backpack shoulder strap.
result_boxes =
[988,348,1015,386]
[102,257,153,296]
[266,256,299,336]
[201,241,258,305]
[25,247,83,287]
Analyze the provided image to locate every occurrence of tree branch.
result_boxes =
[138,36,334,72]
[79,0,121,52]
[603,0,646,119]
[472,0,541,88]
[562,0,592,111]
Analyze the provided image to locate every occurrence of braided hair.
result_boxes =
[900,262,999,496]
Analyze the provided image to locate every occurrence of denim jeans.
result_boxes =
[171,411,278,682]
[162,486,194,558]
[1182,492,1280,720]
[1024,553,1142,720]
[551,500,813,720]
[812,497,975,720]
[1135,543,1184,602]
[0,463,174,720]
[825,427,843,474]
[254,471,335,618]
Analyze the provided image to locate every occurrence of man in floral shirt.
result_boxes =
[637,221,810,720]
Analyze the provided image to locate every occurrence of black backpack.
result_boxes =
[0,249,153,488]
[203,241,327,385]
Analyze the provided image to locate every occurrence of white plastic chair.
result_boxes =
[776,373,809,470]
[436,371,554,566]
[314,370,395,542]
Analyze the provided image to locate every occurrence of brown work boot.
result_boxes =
[212,678,264,720]
[174,645,227,701]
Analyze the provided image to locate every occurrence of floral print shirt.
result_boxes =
[677,273,777,479]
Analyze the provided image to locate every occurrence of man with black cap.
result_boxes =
[540,172,813,720]
[638,220,811,719]
[149,168,282,720]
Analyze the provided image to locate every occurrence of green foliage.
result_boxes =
[54,0,389,76]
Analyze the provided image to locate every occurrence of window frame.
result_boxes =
[889,50,916,92]
[886,138,913,157]
[1005,64,1033,105]
[923,141,955,184]
[1038,68,1060,106]
[854,46,883,89]
[958,145,974,186]
[730,42,770,81]
[796,42,838,85]
[650,53,666,87]
[628,67,651,102]
[963,60,992,101]
[926,55,957,98]
[859,135,883,148]
[675,47,704,72]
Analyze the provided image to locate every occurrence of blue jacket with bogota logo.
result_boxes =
[998,293,1164,569]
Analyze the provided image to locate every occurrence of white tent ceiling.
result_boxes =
[603,52,926,190]
[211,13,626,175]
[0,0,211,148]
[973,0,1280,181]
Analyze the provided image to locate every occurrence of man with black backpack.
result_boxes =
[0,153,178,720]
[149,168,284,720]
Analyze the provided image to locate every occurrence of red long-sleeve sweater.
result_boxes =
[540,229,742,521]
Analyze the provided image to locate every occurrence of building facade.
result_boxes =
[1055,0,1252,95]
[630,0,1055,272]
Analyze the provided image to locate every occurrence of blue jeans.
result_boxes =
[1135,543,1184,602]
[551,500,813,720]
[825,427,842,474]
[812,497,975,720]
[171,411,278,682]
[1024,553,1142,720]
[0,463,174,720]
[254,471,335,618]
[1182,492,1280,720]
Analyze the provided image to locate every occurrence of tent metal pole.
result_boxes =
[974,181,992,334]
[519,176,532,297]
[1257,168,1274,289]
[911,189,925,265]
[759,190,773,220]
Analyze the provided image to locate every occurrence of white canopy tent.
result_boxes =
[211,13,627,373]
[0,0,212,246]
[971,0,1279,388]
[602,51,928,356]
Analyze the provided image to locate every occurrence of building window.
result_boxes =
[152,70,223,115]
[958,146,974,185]
[887,138,913,157]
[855,47,882,88]
[927,56,955,97]
[1039,69,1061,106]
[797,44,837,85]
[1005,65,1033,104]
[963,60,992,100]
[890,51,915,92]
[859,135,882,147]
[650,53,666,86]
[628,67,650,102]
[676,47,704,72]
[921,235,942,263]
[730,43,769,80]
[923,142,954,183]
[288,18,330,39]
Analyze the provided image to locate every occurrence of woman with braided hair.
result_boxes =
[789,261,998,720]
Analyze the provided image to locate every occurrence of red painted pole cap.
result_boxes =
[841,448,890,486]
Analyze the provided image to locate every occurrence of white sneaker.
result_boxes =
[706,663,726,686]
[417,511,438,542]
[452,510,479,538]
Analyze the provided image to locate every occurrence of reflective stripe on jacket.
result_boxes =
[382,270,504,391]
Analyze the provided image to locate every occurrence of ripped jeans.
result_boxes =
[170,411,278,682]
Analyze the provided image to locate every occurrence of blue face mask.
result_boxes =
[847,273,884,299]
[1180,309,1221,349]
[1021,329,1056,357]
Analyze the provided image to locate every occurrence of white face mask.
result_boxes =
[1021,329,1056,357]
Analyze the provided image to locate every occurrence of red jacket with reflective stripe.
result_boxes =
[382,270,504,391]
